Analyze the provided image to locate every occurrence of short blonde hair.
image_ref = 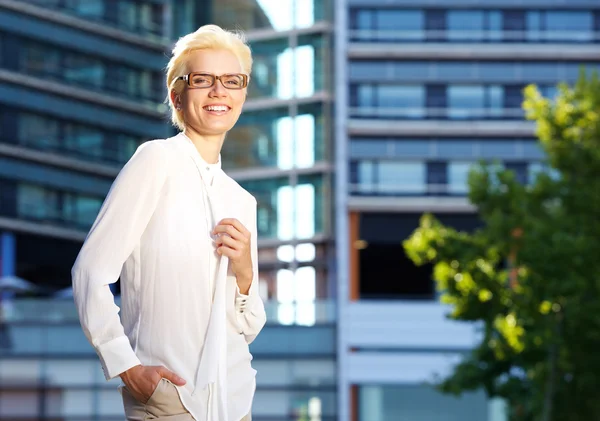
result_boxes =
[165,25,252,130]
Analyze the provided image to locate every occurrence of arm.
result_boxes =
[234,198,267,344]
[72,141,169,380]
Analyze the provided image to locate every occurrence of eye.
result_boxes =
[191,74,211,85]
[224,75,244,87]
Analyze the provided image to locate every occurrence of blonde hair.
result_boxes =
[165,25,252,130]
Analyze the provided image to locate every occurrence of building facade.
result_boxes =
[335,0,600,420]
[0,0,336,420]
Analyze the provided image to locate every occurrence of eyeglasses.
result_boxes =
[175,72,249,90]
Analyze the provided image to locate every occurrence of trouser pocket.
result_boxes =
[144,379,190,420]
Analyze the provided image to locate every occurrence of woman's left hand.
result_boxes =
[212,218,253,291]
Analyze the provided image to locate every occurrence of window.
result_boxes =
[545,11,593,41]
[358,213,482,299]
[377,161,426,194]
[12,37,162,102]
[359,384,488,421]
[15,110,143,165]
[448,162,473,194]
[447,86,485,119]
[447,11,485,41]
[22,0,165,36]
[376,10,424,41]
[240,175,326,240]
[377,85,425,118]
[18,114,59,151]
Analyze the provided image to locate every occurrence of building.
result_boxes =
[335,0,600,420]
[0,0,336,420]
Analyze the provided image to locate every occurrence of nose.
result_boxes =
[208,78,228,97]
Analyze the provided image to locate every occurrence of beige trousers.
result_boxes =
[121,378,251,421]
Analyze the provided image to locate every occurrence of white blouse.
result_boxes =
[72,133,267,421]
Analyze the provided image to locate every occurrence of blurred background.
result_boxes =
[0,0,598,420]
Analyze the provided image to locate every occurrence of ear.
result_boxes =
[170,89,181,110]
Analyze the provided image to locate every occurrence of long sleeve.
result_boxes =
[72,141,169,380]
[234,197,267,344]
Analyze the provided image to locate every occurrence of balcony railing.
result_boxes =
[349,107,525,120]
[349,29,600,43]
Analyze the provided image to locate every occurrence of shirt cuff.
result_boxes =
[96,336,141,380]
[235,284,259,314]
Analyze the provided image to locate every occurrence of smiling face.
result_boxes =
[174,49,247,138]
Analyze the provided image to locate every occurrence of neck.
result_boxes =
[183,126,224,164]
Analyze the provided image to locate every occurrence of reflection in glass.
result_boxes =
[447,11,484,41]
[296,243,316,262]
[296,184,315,239]
[18,185,59,221]
[226,105,323,170]
[294,114,315,168]
[447,86,485,119]
[378,162,426,194]
[448,162,473,194]
[213,0,326,31]
[277,245,295,262]
[278,185,295,240]
[250,38,289,99]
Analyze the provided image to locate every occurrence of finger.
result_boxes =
[155,366,186,386]
[215,235,242,250]
[213,224,246,242]
[216,218,250,237]
[217,245,240,259]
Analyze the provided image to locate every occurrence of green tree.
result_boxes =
[403,72,600,421]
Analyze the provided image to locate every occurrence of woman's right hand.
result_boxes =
[120,365,186,403]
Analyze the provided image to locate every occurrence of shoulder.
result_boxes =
[127,138,176,169]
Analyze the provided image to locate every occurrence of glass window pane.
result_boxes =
[63,54,105,88]
[217,0,294,31]
[356,9,373,30]
[447,86,485,119]
[297,34,327,96]
[448,162,473,194]
[240,177,288,239]
[377,86,424,118]
[249,38,290,100]
[545,11,593,41]
[393,140,431,157]
[298,174,325,238]
[350,140,389,158]
[392,62,430,81]
[377,161,425,194]
[375,10,424,41]
[350,61,389,81]
[488,11,503,40]
[17,184,59,221]
[480,141,517,159]
[526,11,542,41]
[522,141,545,159]
[359,384,488,421]
[356,160,375,193]
[357,85,375,107]
[447,11,484,40]
[437,141,475,158]
[226,108,288,169]
[18,114,59,150]
[521,63,560,82]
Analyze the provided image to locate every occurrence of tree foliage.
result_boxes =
[403,72,600,421]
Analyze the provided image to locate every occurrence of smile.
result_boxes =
[203,105,231,112]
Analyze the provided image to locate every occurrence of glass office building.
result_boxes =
[335,0,600,420]
[0,1,335,420]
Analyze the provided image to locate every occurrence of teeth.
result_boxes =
[205,106,228,111]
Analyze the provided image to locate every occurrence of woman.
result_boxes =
[72,25,267,421]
